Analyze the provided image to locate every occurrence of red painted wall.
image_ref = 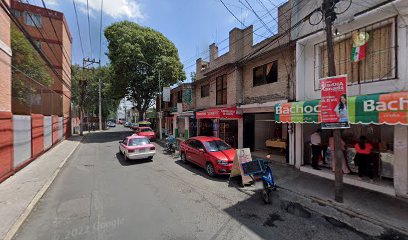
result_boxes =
[63,116,69,139]
[52,115,59,145]
[31,114,44,158]
[0,112,13,183]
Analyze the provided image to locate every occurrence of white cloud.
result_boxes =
[76,0,144,20]
[44,0,58,7]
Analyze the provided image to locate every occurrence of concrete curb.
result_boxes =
[3,136,84,240]
[278,185,408,236]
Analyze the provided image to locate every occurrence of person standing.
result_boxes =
[355,136,374,181]
[310,129,322,170]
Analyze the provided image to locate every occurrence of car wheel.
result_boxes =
[206,162,216,177]
[148,156,153,161]
[124,153,128,162]
[181,153,187,164]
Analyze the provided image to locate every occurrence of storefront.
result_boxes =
[196,107,242,148]
[276,92,408,197]
[176,111,195,140]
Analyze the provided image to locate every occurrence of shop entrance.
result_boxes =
[198,119,213,136]
[219,120,238,148]
[303,123,394,187]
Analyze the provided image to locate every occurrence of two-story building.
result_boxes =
[193,2,294,153]
[281,0,408,197]
[159,83,194,139]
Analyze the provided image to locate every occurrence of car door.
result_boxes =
[120,137,128,153]
[194,140,207,167]
[187,140,200,165]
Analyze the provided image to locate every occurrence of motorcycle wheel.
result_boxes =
[261,181,271,204]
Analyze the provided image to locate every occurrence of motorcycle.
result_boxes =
[164,135,176,154]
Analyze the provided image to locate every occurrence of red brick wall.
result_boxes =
[0,112,13,183]
[52,115,59,145]
[63,116,69,139]
[31,114,44,158]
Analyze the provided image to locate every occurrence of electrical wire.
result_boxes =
[22,0,72,82]
[0,0,71,90]
[72,0,85,58]
[87,0,92,59]
[99,0,104,62]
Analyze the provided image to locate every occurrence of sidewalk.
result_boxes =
[269,161,408,235]
[0,135,82,240]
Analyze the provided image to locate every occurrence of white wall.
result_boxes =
[58,117,63,141]
[44,116,52,150]
[13,115,31,167]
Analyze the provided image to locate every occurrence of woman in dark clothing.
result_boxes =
[354,136,374,181]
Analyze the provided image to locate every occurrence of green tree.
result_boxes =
[104,21,185,120]
[11,24,53,105]
[71,64,119,119]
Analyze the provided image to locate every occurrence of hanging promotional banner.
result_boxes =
[163,87,171,102]
[320,75,350,129]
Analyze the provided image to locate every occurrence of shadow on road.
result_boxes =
[83,130,133,144]
[174,160,229,183]
[115,152,153,166]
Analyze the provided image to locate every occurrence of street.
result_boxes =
[12,126,378,240]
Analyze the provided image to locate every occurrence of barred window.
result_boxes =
[201,84,209,98]
[316,18,395,87]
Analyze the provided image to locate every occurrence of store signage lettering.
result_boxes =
[364,98,408,112]
[276,104,319,115]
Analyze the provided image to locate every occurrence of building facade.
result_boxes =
[193,2,294,151]
[285,0,408,197]
[10,0,72,117]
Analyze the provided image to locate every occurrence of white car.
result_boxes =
[107,121,116,127]
[118,136,156,161]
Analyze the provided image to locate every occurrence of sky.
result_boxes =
[28,0,288,82]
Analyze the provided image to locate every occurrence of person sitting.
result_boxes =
[354,136,374,181]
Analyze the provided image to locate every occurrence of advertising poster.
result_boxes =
[163,87,171,102]
[320,75,350,129]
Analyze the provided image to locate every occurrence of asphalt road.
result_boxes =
[13,126,374,240]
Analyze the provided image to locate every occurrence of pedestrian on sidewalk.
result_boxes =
[354,136,374,181]
[310,129,322,170]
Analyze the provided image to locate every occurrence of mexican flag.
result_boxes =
[351,42,367,62]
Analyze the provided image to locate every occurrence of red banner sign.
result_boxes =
[196,107,242,119]
[320,75,350,129]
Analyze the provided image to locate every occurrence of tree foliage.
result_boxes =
[104,21,185,120]
[71,64,119,119]
[10,24,53,104]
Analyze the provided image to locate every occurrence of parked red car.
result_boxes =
[180,136,236,177]
[134,127,156,141]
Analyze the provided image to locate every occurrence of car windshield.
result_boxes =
[203,140,232,152]
[140,128,153,132]
[128,138,149,146]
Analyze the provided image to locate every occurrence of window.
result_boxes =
[33,40,41,50]
[253,61,278,87]
[201,84,209,98]
[177,91,182,103]
[203,140,231,152]
[316,19,395,86]
[128,138,150,146]
[12,10,21,17]
[216,75,227,105]
[24,12,42,27]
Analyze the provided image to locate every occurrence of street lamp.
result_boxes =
[135,61,163,140]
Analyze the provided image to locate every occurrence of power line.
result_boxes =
[182,0,295,66]
[72,0,85,58]
[99,0,104,61]
[39,0,73,78]
[87,0,93,58]
[183,0,308,71]
[22,0,72,81]
[1,0,71,90]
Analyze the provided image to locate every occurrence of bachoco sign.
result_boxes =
[275,91,408,125]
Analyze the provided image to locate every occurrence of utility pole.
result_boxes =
[323,0,344,203]
[159,71,163,140]
[80,58,100,134]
